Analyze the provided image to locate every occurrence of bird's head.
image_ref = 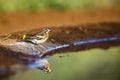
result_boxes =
[38,59,51,73]
[42,28,51,34]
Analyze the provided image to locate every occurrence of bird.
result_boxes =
[22,28,51,44]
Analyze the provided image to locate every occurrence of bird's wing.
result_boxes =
[29,32,45,39]
[36,36,45,38]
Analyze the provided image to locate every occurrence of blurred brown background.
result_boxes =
[0,0,120,80]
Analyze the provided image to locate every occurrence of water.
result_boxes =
[9,46,120,80]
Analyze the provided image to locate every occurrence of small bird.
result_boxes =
[22,28,51,44]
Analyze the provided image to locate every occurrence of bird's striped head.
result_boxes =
[38,59,51,73]
[42,28,51,33]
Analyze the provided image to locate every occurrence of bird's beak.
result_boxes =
[48,29,51,32]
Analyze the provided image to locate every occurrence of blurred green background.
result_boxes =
[0,0,120,12]
[9,47,120,80]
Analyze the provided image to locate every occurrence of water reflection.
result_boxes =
[10,47,120,80]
